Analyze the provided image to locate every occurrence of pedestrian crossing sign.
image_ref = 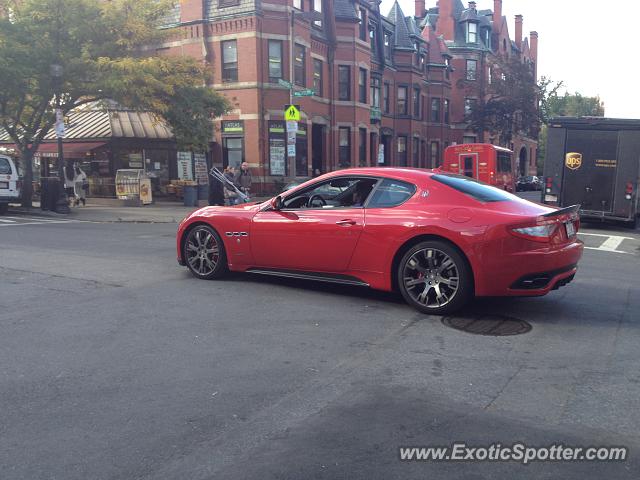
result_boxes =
[284,104,301,121]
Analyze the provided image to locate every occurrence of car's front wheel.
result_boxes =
[183,224,227,279]
[398,240,473,315]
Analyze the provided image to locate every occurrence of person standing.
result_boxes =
[208,171,225,206]
[73,164,88,206]
[234,162,252,198]
[223,166,239,205]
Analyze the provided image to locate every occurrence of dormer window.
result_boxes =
[467,22,477,43]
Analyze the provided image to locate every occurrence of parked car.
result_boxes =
[0,155,22,214]
[176,168,584,315]
[516,176,542,191]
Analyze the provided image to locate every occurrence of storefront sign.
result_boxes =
[270,144,286,175]
[139,178,152,204]
[128,153,143,169]
[193,153,209,185]
[222,121,244,133]
[177,151,193,180]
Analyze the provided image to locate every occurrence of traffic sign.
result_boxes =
[278,79,292,89]
[293,89,315,97]
[286,121,298,132]
[287,131,297,142]
[287,144,296,157]
[284,104,301,121]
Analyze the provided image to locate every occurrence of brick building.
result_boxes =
[159,0,537,192]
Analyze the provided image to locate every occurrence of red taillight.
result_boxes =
[626,182,634,195]
[509,223,557,243]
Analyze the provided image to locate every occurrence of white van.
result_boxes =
[0,155,22,214]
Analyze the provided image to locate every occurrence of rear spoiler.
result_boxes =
[541,204,580,218]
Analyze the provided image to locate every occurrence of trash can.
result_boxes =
[197,183,208,201]
[183,185,198,207]
[40,177,60,211]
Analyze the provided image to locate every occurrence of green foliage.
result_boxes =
[465,56,542,146]
[544,91,605,119]
[0,0,229,206]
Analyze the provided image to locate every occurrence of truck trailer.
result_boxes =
[542,117,640,227]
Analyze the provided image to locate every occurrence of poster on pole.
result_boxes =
[193,153,209,185]
[177,151,194,180]
[377,144,385,164]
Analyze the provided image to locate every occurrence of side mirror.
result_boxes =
[271,195,284,211]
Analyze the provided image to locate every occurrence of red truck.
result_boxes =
[442,143,516,192]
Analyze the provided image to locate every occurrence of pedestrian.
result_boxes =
[234,162,252,198]
[73,164,88,206]
[223,166,239,205]
[208,171,225,206]
[64,162,75,203]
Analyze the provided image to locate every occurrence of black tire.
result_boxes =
[397,240,473,315]
[0,203,8,215]
[183,224,228,279]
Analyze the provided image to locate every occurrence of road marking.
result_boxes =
[0,218,16,223]
[579,233,636,255]
[0,216,82,227]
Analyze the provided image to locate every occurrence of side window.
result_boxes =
[497,152,511,173]
[0,158,12,175]
[283,177,377,210]
[367,179,416,208]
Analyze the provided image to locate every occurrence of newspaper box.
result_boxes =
[115,169,152,206]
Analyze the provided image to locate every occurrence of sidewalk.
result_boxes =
[8,198,271,223]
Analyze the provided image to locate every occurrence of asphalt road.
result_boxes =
[1,213,639,479]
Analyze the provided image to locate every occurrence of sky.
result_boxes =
[380,0,637,118]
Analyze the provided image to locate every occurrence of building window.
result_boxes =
[358,68,367,103]
[268,40,282,82]
[463,135,477,144]
[219,0,240,7]
[370,76,381,108]
[413,88,420,119]
[430,141,440,166]
[312,0,322,28]
[444,99,450,124]
[464,98,477,117]
[383,82,390,113]
[223,137,244,168]
[221,40,238,82]
[293,0,302,10]
[370,26,377,53]
[467,22,477,43]
[412,137,419,167]
[313,59,323,96]
[397,136,407,166]
[431,98,441,123]
[384,33,392,59]
[339,127,351,167]
[466,59,477,81]
[397,86,408,115]
[294,44,306,86]
[359,128,367,167]
[358,8,367,41]
[338,65,351,101]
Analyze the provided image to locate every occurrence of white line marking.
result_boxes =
[2,216,74,223]
[599,236,626,251]
[0,220,78,227]
[579,232,634,240]
[584,246,633,255]
[0,218,16,223]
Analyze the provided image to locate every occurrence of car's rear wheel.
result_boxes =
[398,240,473,315]
[183,225,227,279]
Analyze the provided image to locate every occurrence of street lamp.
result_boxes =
[50,63,69,213]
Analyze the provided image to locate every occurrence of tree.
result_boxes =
[0,0,229,207]
[544,91,605,118]
[465,56,561,146]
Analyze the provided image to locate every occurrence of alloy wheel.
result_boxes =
[185,227,220,276]
[402,247,460,309]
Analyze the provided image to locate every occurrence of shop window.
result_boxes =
[223,137,244,168]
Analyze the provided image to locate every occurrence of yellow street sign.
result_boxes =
[284,104,301,121]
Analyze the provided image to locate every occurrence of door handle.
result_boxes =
[336,219,356,226]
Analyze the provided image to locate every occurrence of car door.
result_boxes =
[250,177,373,272]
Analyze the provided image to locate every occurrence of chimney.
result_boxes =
[415,0,426,17]
[529,31,538,77]
[468,1,476,10]
[515,15,523,49]
[436,0,455,41]
[493,0,502,25]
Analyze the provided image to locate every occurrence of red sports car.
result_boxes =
[177,168,583,315]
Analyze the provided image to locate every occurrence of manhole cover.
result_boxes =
[442,314,532,336]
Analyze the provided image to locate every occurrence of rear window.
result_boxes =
[367,179,416,208]
[0,158,11,175]
[432,174,514,203]
[497,152,512,173]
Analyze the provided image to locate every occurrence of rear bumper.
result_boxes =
[476,240,584,297]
